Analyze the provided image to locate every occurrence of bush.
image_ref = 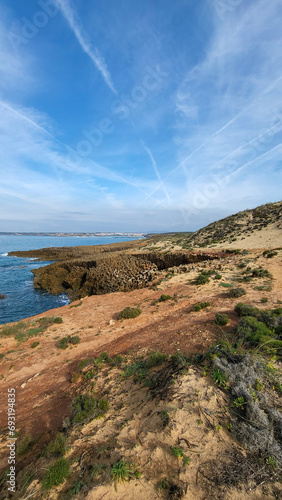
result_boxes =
[71,394,108,423]
[215,313,229,326]
[117,307,141,320]
[214,274,222,280]
[194,273,210,285]
[234,303,261,318]
[146,351,166,368]
[111,460,141,491]
[30,341,39,348]
[263,250,278,258]
[58,335,80,349]
[17,433,33,455]
[236,316,273,345]
[46,433,66,458]
[228,287,246,298]
[261,297,268,303]
[252,268,272,278]
[159,294,171,302]
[193,302,210,311]
[42,458,69,489]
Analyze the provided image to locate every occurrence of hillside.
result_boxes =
[144,201,282,251]
[0,202,282,499]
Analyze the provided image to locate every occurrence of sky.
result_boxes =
[0,0,282,233]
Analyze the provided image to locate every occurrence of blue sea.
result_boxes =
[0,235,140,325]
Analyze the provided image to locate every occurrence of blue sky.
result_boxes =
[0,0,282,232]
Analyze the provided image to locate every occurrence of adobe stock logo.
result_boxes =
[66,64,168,164]
[8,0,59,52]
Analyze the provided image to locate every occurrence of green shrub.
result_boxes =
[159,294,171,302]
[261,297,268,303]
[214,273,222,280]
[111,460,141,491]
[71,394,108,423]
[234,303,260,318]
[263,250,278,258]
[38,316,63,326]
[117,307,141,320]
[171,446,190,466]
[236,316,273,345]
[193,302,210,311]
[146,351,166,368]
[46,433,66,458]
[212,367,227,387]
[215,313,229,326]
[194,273,210,285]
[251,268,272,278]
[42,458,69,489]
[30,341,39,348]
[58,335,80,349]
[17,433,33,455]
[228,287,246,298]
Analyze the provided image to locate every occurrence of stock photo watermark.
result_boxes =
[181,108,282,224]
[7,388,17,493]
[66,64,168,164]
[8,0,59,52]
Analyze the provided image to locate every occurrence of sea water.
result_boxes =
[0,235,139,325]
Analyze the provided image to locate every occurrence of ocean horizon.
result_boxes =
[0,234,141,325]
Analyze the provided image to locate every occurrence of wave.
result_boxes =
[1,253,8,256]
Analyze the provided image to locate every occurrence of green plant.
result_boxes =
[212,367,227,387]
[146,351,166,368]
[263,250,278,259]
[193,302,210,311]
[58,335,80,349]
[233,396,246,410]
[214,273,222,280]
[236,316,273,345]
[159,294,171,302]
[228,287,246,298]
[69,301,83,308]
[234,303,260,318]
[171,446,190,466]
[194,273,210,285]
[215,313,229,326]
[156,478,169,491]
[17,433,33,455]
[266,456,277,468]
[219,282,233,288]
[71,395,108,423]
[117,307,141,320]
[251,268,272,278]
[71,479,85,494]
[159,410,170,427]
[91,463,107,478]
[46,432,66,458]
[30,341,39,348]
[111,460,141,491]
[42,458,69,489]
[261,297,269,303]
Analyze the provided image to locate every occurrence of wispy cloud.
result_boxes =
[55,0,117,94]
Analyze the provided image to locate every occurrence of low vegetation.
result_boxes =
[117,306,141,319]
[0,316,62,343]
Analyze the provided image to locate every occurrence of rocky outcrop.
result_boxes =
[32,255,158,300]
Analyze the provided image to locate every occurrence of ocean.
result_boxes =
[0,235,140,325]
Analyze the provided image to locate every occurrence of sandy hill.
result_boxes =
[144,201,282,252]
[0,203,282,499]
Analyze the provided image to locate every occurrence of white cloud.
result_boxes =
[55,0,117,94]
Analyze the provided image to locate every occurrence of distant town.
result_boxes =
[0,232,147,237]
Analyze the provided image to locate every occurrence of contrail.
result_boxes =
[55,0,117,94]
[140,141,171,205]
